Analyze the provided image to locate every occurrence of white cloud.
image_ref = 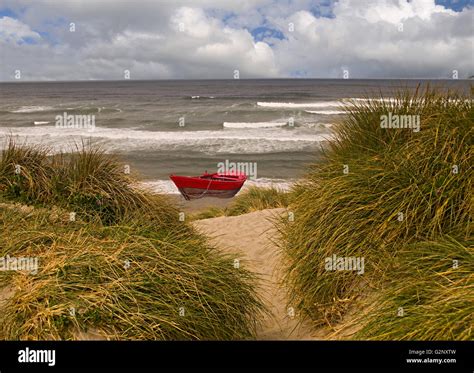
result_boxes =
[334,0,455,24]
[270,0,473,78]
[0,0,472,80]
[0,16,41,43]
[171,7,217,38]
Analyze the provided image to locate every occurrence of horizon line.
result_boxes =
[1,77,473,83]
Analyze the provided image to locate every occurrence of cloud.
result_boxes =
[334,0,455,24]
[0,16,41,43]
[0,0,472,80]
[270,0,473,78]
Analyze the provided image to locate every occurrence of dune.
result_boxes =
[193,209,318,339]
[0,200,359,340]
[193,208,364,340]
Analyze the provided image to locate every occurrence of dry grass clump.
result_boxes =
[192,186,290,220]
[0,143,265,340]
[354,238,473,340]
[278,88,472,338]
[0,140,154,223]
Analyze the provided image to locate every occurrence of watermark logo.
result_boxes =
[217,160,257,180]
[18,348,55,367]
[325,254,365,275]
[380,112,420,132]
[0,255,38,275]
[55,112,95,132]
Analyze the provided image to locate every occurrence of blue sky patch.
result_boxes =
[0,8,17,18]
[309,0,336,18]
[251,26,285,42]
[435,0,473,12]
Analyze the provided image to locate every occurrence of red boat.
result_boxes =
[170,172,247,200]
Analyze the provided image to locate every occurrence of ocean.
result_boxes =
[0,79,470,193]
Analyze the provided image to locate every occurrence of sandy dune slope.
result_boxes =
[193,208,320,340]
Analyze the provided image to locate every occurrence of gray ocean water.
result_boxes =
[0,79,470,192]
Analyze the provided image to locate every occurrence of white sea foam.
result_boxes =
[245,178,294,191]
[257,98,401,110]
[305,110,346,115]
[303,122,334,129]
[9,105,122,114]
[257,101,343,108]
[11,106,54,113]
[33,121,50,125]
[139,180,181,194]
[223,122,287,128]
[0,126,333,154]
[347,98,397,103]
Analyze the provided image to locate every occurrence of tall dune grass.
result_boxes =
[192,186,290,220]
[279,88,472,338]
[0,140,161,224]
[226,186,290,216]
[354,238,473,340]
[0,141,265,340]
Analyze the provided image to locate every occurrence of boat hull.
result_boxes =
[170,173,246,200]
[176,186,243,200]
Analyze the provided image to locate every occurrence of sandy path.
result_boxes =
[193,208,318,340]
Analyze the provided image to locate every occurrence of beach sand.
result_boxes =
[193,207,363,340]
[0,200,359,340]
[193,208,320,339]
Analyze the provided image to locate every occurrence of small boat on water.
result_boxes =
[170,172,247,200]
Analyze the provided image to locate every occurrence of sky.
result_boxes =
[0,0,473,81]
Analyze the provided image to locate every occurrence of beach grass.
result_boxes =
[191,206,227,220]
[226,186,290,216]
[354,237,473,340]
[0,140,153,224]
[192,186,290,220]
[0,141,265,340]
[278,87,473,338]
